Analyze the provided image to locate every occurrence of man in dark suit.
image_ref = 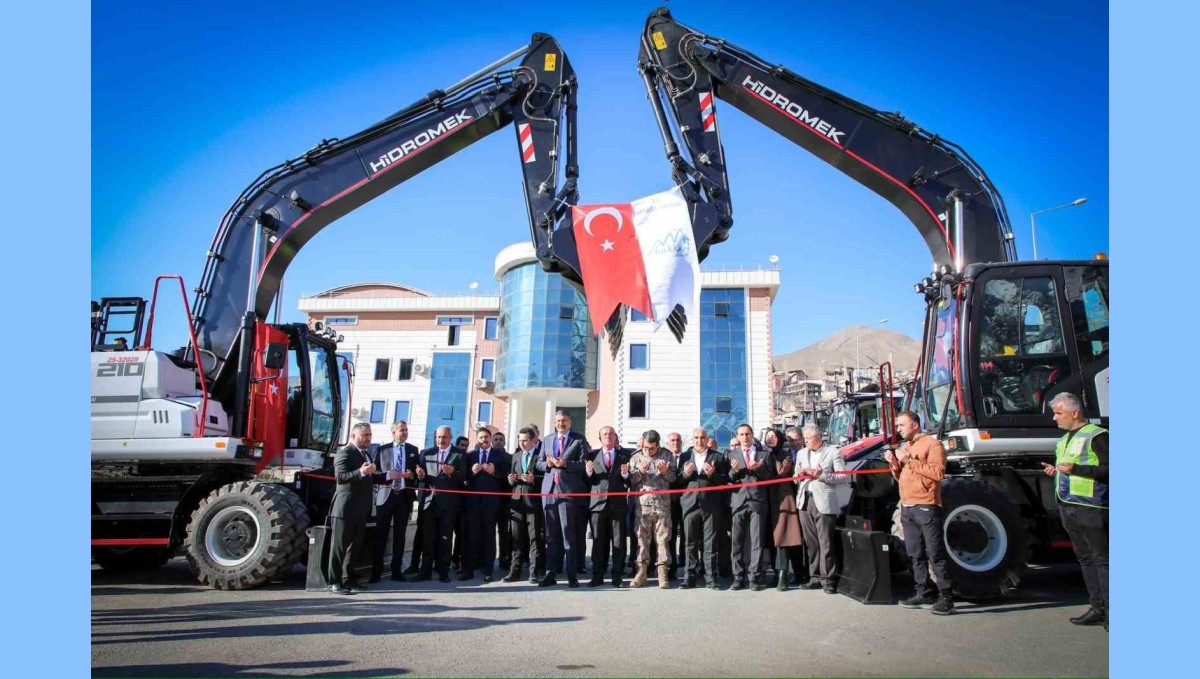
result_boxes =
[536,411,590,587]
[586,425,631,587]
[503,426,544,583]
[679,427,729,589]
[413,425,466,583]
[492,431,512,575]
[329,422,379,594]
[464,428,510,582]
[372,420,419,583]
[665,431,687,581]
[727,423,775,591]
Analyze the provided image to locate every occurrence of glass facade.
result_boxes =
[699,288,748,448]
[496,263,598,391]
[424,352,472,447]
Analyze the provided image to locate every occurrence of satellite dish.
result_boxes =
[469,281,479,291]
[768,254,779,267]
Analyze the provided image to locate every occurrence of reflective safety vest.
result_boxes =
[1055,423,1108,509]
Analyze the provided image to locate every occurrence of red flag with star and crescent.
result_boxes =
[571,202,654,334]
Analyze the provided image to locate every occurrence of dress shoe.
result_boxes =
[751,580,766,592]
[438,574,452,583]
[368,575,382,584]
[823,585,837,594]
[680,576,695,590]
[529,573,541,585]
[458,572,473,581]
[483,574,493,583]
[390,573,407,582]
[568,575,580,588]
[1070,608,1106,626]
[611,578,623,588]
[403,565,420,575]
[588,576,605,587]
[348,582,367,593]
[798,580,822,590]
[413,572,433,582]
[330,584,352,595]
[730,579,745,591]
[707,581,721,590]
[538,572,558,587]
[502,567,522,583]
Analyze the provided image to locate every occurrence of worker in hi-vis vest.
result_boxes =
[1042,392,1109,631]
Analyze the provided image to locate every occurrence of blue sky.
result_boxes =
[91,0,1108,356]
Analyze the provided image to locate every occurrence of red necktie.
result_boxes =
[605,450,612,468]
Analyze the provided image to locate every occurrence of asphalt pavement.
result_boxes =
[92,557,1107,677]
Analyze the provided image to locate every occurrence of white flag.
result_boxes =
[630,187,701,329]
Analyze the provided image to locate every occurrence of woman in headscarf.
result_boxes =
[765,428,803,590]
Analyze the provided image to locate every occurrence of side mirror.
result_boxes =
[263,342,287,370]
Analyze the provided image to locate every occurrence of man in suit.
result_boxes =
[794,423,850,593]
[665,432,687,581]
[504,426,544,583]
[413,425,466,583]
[492,431,512,575]
[727,423,776,591]
[451,436,471,573]
[464,427,510,582]
[371,420,419,583]
[585,425,631,587]
[711,436,733,578]
[536,410,590,587]
[678,427,728,590]
[329,422,379,594]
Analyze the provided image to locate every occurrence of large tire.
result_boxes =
[184,481,310,590]
[92,545,172,572]
[940,477,1029,599]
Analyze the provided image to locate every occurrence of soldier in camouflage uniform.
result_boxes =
[628,430,677,588]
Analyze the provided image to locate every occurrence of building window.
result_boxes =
[715,396,732,413]
[393,400,411,424]
[715,301,730,317]
[324,316,358,326]
[447,325,461,346]
[397,358,414,381]
[374,358,390,381]
[369,400,385,424]
[559,303,574,320]
[436,316,474,325]
[484,317,499,340]
[630,307,650,322]
[480,358,495,381]
[630,344,649,370]
[477,400,493,425]
[423,352,472,448]
[629,392,648,419]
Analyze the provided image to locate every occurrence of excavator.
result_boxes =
[90,34,584,589]
[637,8,1109,598]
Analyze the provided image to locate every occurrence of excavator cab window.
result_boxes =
[282,328,341,454]
[973,270,1073,422]
[923,299,962,430]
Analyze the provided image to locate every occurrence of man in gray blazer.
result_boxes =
[536,411,590,587]
[794,423,850,593]
[372,420,419,583]
[329,422,379,594]
[727,423,775,591]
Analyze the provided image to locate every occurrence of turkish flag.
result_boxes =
[572,202,653,334]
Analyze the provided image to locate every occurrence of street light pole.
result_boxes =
[855,318,889,392]
[1030,197,1087,260]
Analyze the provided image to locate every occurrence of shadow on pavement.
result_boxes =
[92,659,407,677]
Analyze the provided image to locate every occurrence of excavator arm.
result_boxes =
[190,33,581,398]
[637,8,1016,272]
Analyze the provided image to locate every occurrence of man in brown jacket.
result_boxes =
[886,410,955,615]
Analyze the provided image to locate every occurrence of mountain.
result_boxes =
[773,326,921,379]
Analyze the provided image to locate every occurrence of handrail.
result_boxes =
[142,275,210,437]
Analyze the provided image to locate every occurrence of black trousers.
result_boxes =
[329,516,367,587]
[589,508,627,579]
[498,496,512,569]
[466,497,500,575]
[901,504,954,596]
[407,507,424,570]
[1060,503,1108,613]
[372,494,411,579]
[544,500,585,576]
[731,504,767,580]
[419,506,458,577]
[670,500,685,571]
[798,498,838,585]
[717,495,733,576]
[451,510,467,567]
[683,508,719,583]
[575,509,589,572]
[509,504,544,573]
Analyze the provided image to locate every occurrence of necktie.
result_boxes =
[523,451,530,474]
[554,436,565,484]
[394,446,405,490]
[605,450,612,469]
[482,449,489,466]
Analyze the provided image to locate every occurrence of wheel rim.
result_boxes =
[944,503,1008,572]
[204,505,261,567]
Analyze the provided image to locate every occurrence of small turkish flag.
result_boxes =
[572,202,653,334]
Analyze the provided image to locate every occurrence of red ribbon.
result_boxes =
[297,467,892,499]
